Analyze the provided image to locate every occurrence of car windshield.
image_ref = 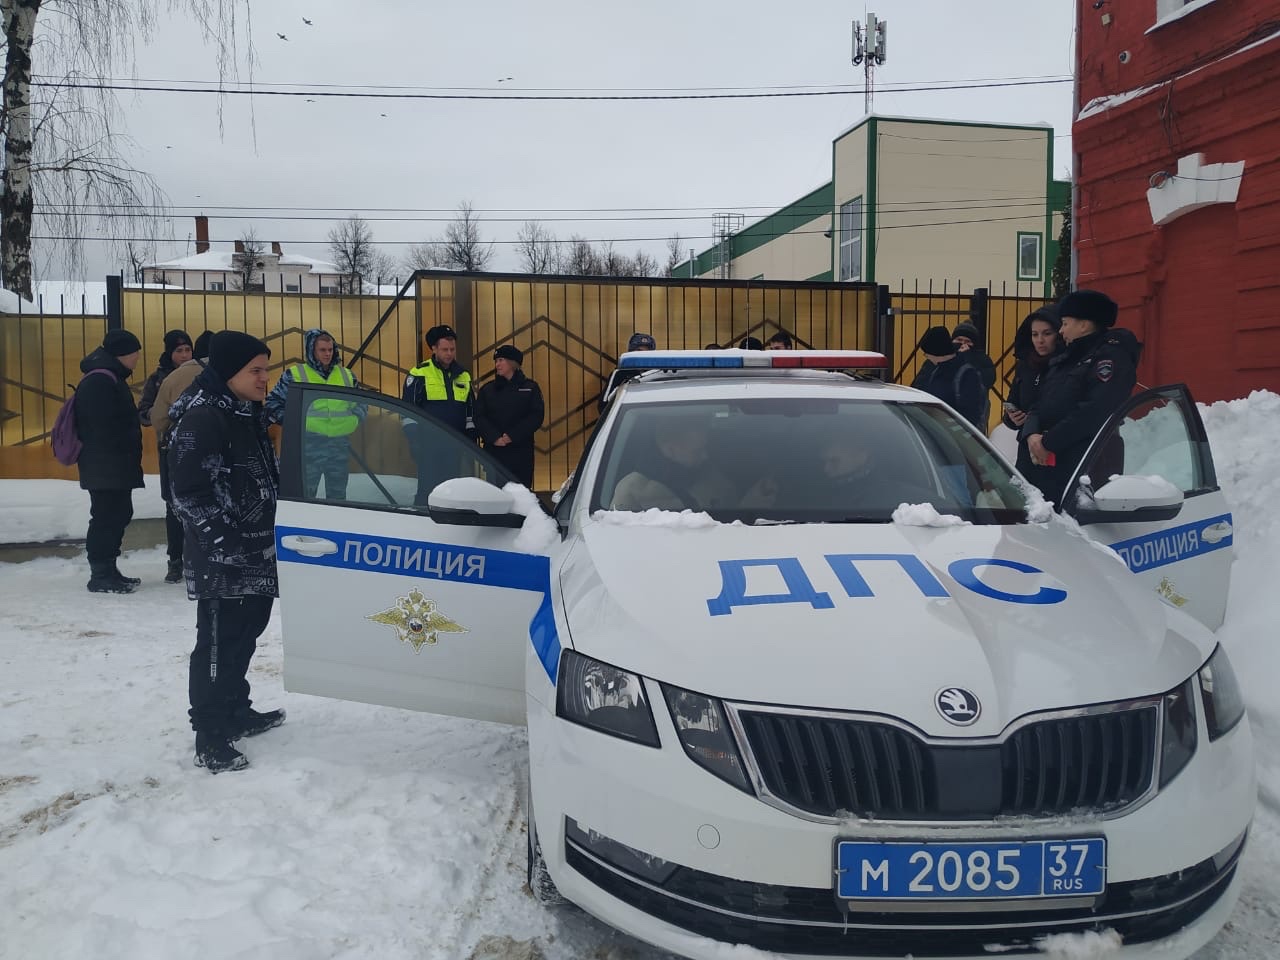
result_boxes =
[591,396,1029,524]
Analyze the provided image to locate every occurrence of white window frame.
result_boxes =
[285,282,301,293]
[319,284,339,295]
[838,197,863,282]
[1017,232,1043,282]
[1150,0,1217,32]
[208,280,226,291]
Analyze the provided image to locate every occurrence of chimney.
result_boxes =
[234,239,244,254]
[195,215,209,254]
[271,241,283,256]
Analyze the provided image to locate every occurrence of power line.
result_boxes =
[32,77,1073,102]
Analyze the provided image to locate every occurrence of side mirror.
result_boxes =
[428,477,524,528]
[1074,475,1184,525]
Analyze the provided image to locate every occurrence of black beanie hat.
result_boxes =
[161,329,194,368]
[494,344,523,365]
[918,326,956,357]
[192,330,214,360]
[951,321,982,346]
[1058,289,1118,328]
[209,330,271,382]
[426,324,458,347]
[103,329,142,357]
[738,336,764,350]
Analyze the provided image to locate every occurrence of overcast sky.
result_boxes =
[46,0,1078,281]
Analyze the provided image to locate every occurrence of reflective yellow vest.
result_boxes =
[293,363,359,437]
[408,361,472,403]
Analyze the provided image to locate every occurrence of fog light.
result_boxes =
[565,817,677,884]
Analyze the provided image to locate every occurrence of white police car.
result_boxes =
[276,350,1253,959]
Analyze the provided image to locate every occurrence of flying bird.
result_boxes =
[302,17,313,25]
[305,98,316,103]
[497,77,513,82]
[379,112,388,117]
[277,32,288,40]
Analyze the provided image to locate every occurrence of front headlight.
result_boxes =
[1199,644,1247,741]
[661,685,753,794]
[1159,678,1198,788]
[556,650,659,747]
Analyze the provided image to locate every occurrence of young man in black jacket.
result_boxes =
[137,328,194,583]
[75,329,145,594]
[168,331,283,773]
[475,344,545,488]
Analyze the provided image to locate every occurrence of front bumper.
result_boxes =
[528,681,1255,960]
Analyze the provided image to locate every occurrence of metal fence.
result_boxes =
[1,271,1048,489]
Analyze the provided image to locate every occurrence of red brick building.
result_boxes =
[1073,1,1280,401]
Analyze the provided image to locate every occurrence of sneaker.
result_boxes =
[194,737,248,774]
[164,559,184,584]
[234,707,286,740]
[87,563,136,594]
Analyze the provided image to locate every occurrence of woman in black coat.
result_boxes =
[1004,307,1062,496]
[74,329,144,593]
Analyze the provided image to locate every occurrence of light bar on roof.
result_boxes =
[617,349,888,371]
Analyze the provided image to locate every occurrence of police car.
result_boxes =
[276,350,1252,960]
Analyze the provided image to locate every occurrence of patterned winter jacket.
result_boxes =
[167,365,280,599]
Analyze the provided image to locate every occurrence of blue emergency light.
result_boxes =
[617,349,887,371]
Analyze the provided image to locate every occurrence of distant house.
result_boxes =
[674,114,1068,296]
[141,216,351,294]
[1072,0,1280,400]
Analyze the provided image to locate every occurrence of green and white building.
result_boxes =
[674,115,1070,295]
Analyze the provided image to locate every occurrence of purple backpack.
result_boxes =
[52,368,118,466]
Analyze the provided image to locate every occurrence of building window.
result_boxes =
[208,280,226,291]
[839,197,862,282]
[319,285,338,295]
[285,283,300,293]
[1017,232,1043,281]
[1152,0,1216,29]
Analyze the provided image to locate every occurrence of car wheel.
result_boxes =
[527,780,565,905]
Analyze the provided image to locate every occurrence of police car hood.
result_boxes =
[561,518,1212,738]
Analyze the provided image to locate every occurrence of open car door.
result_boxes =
[275,382,555,726]
[1065,383,1232,631]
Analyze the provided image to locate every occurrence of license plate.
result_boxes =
[835,838,1106,901]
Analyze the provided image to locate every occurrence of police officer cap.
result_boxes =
[494,344,523,365]
[1058,289,1118,328]
[627,332,656,351]
[426,324,458,346]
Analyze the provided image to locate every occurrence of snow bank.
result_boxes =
[0,477,166,543]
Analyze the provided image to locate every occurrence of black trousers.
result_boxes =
[189,595,275,738]
[158,451,184,561]
[86,489,134,563]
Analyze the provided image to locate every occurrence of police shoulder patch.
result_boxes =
[1096,359,1114,383]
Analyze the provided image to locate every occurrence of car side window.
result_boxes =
[1078,386,1215,497]
[294,389,505,509]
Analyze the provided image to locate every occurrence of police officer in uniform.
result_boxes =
[1023,289,1142,507]
[265,328,366,500]
[475,344,545,488]
[403,324,476,504]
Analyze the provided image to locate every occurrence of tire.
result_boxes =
[526,780,565,905]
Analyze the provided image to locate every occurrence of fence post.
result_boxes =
[969,286,989,340]
[106,274,123,332]
[874,284,895,377]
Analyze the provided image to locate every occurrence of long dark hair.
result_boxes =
[1013,306,1063,368]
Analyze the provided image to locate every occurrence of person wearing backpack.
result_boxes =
[910,326,985,428]
[138,329,194,584]
[74,329,145,594]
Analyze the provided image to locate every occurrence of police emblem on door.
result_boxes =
[935,687,981,726]
[367,589,467,652]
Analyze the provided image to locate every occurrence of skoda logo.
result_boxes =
[936,687,981,726]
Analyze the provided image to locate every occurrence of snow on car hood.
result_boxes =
[558,518,1213,739]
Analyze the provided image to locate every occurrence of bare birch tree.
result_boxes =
[231,230,264,291]
[516,219,558,274]
[405,201,494,273]
[328,215,394,292]
[1,0,255,298]
[664,235,684,276]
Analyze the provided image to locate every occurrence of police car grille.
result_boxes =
[739,707,1158,819]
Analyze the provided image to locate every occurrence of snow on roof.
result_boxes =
[147,248,344,275]
[34,281,108,315]
[0,288,39,313]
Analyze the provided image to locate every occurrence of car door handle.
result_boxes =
[280,535,339,557]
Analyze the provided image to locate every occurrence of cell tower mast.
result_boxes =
[852,13,888,115]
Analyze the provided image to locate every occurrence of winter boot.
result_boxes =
[110,560,141,586]
[87,562,136,594]
[164,558,184,584]
[194,735,248,773]
[233,707,287,740]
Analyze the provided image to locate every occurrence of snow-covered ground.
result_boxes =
[2,393,1278,960]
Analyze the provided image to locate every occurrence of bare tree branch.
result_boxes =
[516,219,558,274]
[327,214,394,292]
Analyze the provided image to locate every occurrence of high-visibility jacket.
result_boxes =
[404,359,473,434]
[293,363,360,437]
